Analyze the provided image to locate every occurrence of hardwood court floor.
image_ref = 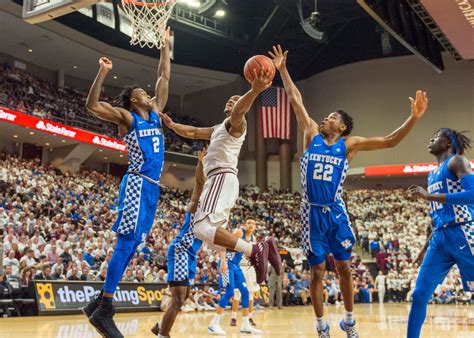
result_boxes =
[1,303,472,337]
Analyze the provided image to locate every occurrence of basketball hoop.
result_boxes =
[121,0,176,49]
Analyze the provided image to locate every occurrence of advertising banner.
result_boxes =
[0,108,127,152]
[34,281,269,315]
[365,161,474,177]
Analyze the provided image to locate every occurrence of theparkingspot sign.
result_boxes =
[33,280,270,315]
[0,108,127,152]
[365,161,474,177]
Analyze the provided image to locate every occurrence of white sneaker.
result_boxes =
[208,324,226,335]
[182,305,192,312]
[196,303,204,311]
[204,304,214,311]
[240,325,262,334]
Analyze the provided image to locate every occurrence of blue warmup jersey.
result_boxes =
[300,134,355,265]
[167,212,202,286]
[113,111,165,241]
[427,155,474,229]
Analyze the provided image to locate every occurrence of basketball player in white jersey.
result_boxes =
[161,68,282,284]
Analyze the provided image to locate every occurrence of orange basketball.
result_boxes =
[243,55,276,84]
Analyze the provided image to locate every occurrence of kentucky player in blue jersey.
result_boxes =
[270,45,428,338]
[150,149,206,338]
[407,128,473,338]
[208,217,262,335]
[82,28,171,338]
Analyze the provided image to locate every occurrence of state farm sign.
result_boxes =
[366,161,474,177]
[0,108,127,153]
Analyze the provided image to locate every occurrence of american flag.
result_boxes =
[260,87,291,140]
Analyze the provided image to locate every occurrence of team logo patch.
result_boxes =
[341,239,352,249]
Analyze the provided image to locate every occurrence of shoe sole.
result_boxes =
[208,327,226,335]
[240,330,263,334]
[267,238,282,275]
[89,316,109,338]
[255,243,269,284]
[82,306,92,318]
[150,323,160,335]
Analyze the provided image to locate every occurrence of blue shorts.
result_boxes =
[422,222,474,292]
[112,173,160,242]
[218,266,246,289]
[167,242,198,286]
[302,201,356,266]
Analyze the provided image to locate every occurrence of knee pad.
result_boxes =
[194,218,218,243]
[233,288,241,301]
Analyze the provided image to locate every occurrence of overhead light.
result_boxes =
[28,48,33,53]
[29,131,34,135]
[61,140,66,143]
[147,84,151,88]
[215,9,225,17]
[187,0,201,8]
[45,142,50,146]
[73,65,77,69]
[113,76,117,79]
[13,135,18,138]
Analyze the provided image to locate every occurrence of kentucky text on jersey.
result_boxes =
[138,128,163,137]
[309,154,343,166]
[428,181,443,193]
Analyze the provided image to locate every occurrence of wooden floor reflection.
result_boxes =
[1,303,472,337]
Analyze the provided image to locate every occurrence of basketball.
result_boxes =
[243,55,276,84]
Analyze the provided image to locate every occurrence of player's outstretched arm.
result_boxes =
[153,27,171,113]
[269,45,319,141]
[346,90,428,156]
[409,156,474,205]
[229,68,273,133]
[161,113,213,140]
[86,57,130,125]
[188,148,207,213]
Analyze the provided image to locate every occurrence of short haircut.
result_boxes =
[336,109,353,137]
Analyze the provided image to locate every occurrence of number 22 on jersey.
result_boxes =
[313,163,334,182]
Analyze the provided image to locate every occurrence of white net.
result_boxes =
[121,0,176,49]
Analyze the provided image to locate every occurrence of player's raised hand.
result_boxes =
[160,113,174,129]
[409,90,428,119]
[251,67,272,93]
[268,44,288,71]
[163,26,172,45]
[99,57,113,71]
[197,147,207,162]
[408,185,430,200]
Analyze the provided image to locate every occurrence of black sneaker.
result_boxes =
[89,303,124,338]
[82,298,100,318]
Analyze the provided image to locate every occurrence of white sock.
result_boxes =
[317,317,327,330]
[235,238,253,256]
[231,311,237,319]
[249,311,253,318]
[212,314,222,326]
[242,316,250,327]
[344,311,354,324]
[158,335,169,338]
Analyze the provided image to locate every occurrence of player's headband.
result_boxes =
[440,128,460,154]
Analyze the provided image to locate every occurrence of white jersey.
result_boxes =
[203,118,246,176]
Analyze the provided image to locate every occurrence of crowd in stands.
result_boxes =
[0,153,471,312]
[0,64,204,155]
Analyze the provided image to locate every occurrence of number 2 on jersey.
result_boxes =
[313,163,333,181]
[152,137,160,153]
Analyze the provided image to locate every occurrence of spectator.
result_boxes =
[34,264,53,280]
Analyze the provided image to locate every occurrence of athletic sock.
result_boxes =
[317,317,327,331]
[242,316,250,328]
[249,311,253,318]
[231,311,237,319]
[234,239,253,256]
[212,314,222,326]
[344,311,354,324]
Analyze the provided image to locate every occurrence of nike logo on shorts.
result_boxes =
[336,214,342,219]
[459,244,467,250]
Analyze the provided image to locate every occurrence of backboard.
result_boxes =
[23,0,97,24]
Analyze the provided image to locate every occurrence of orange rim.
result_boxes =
[122,0,175,7]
